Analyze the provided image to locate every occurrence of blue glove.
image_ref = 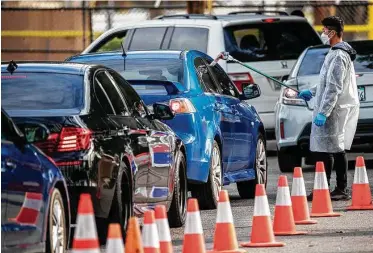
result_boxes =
[314,113,327,126]
[298,90,313,101]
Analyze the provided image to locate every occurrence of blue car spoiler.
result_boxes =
[127,79,186,95]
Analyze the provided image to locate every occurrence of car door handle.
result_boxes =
[5,159,17,170]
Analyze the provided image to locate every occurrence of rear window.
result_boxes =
[169,27,209,53]
[224,21,321,62]
[78,58,184,85]
[1,73,84,110]
[298,43,373,76]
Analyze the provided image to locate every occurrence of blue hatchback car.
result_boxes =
[68,50,267,209]
[1,109,70,252]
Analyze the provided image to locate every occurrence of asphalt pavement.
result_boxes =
[168,142,373,253]
[71,142,373,253]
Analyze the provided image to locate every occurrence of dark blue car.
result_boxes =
[1,109,70,252]
[68,50,268,209]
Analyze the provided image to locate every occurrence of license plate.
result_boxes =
[358,86,366,101]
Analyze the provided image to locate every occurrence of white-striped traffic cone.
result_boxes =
[273,175,307,235]
[155,205,173,253]
[9,192,42,225]
[72,194,100,253]
[291,167,317,224]
[311,162,341,217]
[241,184,285,247]
[142,210,160,253]
[347,156,373,210]
[182,198,206,253]
[209,190,245,253]
[106,223,125,253]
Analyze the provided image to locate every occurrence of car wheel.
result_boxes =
[192,141,222,210]
[278,147,302,172]
[46,188,67,253]
[97,165,133,245]
[168,151,187,228]
[237,133,267,199]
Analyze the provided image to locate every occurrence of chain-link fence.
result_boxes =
[2,0,373,61]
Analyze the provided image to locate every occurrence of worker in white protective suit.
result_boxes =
[298,16,360,201]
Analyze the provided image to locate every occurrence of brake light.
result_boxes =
[262,18,280,23]
[282,88,306,106]
[228,73,254,92]
[57,127,92,152]
[169,98,196,114]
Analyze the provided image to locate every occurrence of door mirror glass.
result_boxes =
[241,83,261,100]
[153,103,175,120]
[19,123,50,143]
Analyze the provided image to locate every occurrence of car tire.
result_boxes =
[46,188,67,253]
[192,140,222,210]
[168,151,187,228]
[97,164,133,245]
[237,133,267,199]
[278,147,302,172]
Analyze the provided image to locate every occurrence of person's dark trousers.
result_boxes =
[313,151,348,190]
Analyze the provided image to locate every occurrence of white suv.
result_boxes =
[275,41,373,172]
[82,12,322,139]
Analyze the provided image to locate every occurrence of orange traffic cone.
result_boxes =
[9,192,42,225]
[142,210,160,253]
[273,175,307,235]
[155,205,173,253]
[291,167,317,225]
[209,190,246,253]
[72,194,100,253]
[347,156,373,210]
[125,217,144,253]
[241,184,285,248]
[106,223,125,252]
[310,162,341,217]
[182,198,206,253]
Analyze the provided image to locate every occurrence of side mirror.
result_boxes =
[153,103,175,120]
[19,123,50,143]
[241,83,261,100]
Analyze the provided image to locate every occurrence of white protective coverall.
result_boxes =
[310,41,360,153]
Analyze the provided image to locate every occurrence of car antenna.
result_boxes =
[7,60,18,75]
[121,41,126,71]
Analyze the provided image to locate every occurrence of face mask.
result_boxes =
[320,32,332,45]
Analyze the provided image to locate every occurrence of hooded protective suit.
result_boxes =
[309,41,360,153]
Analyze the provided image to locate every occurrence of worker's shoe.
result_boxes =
[330,187,351,201]
[307,192,313,201]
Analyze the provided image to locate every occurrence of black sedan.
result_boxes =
[1,62,188,242]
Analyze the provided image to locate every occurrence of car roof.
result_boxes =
[1,62,93,75]
[69,50,186,62]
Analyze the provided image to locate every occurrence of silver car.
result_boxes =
[275,40,373,172]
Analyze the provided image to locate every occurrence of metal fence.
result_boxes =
[2,1,373,61]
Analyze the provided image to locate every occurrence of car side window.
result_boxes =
[95,30,128,53]
[95,71,129,116]
[205,58,240,98]
[129,27,167,51]
[194,57,219,93]
[93,75,116,115]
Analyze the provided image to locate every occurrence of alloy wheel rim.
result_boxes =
[52,199,64,253]
[212,146,222,200]
[256,139,267,184]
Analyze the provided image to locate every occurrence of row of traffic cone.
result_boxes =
[71,156,372,252]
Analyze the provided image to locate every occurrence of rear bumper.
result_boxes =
[165,113,210,183]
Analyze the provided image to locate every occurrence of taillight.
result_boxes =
[169,98,196,114]
[37,127,92,153]
[282,88,306,106]
[228,73,254,92]
[57,127,92,152]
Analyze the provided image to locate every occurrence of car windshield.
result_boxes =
[224,21,321,62]
[82,57,184,85]
[298,43,373,76]
[1,73,84,110]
